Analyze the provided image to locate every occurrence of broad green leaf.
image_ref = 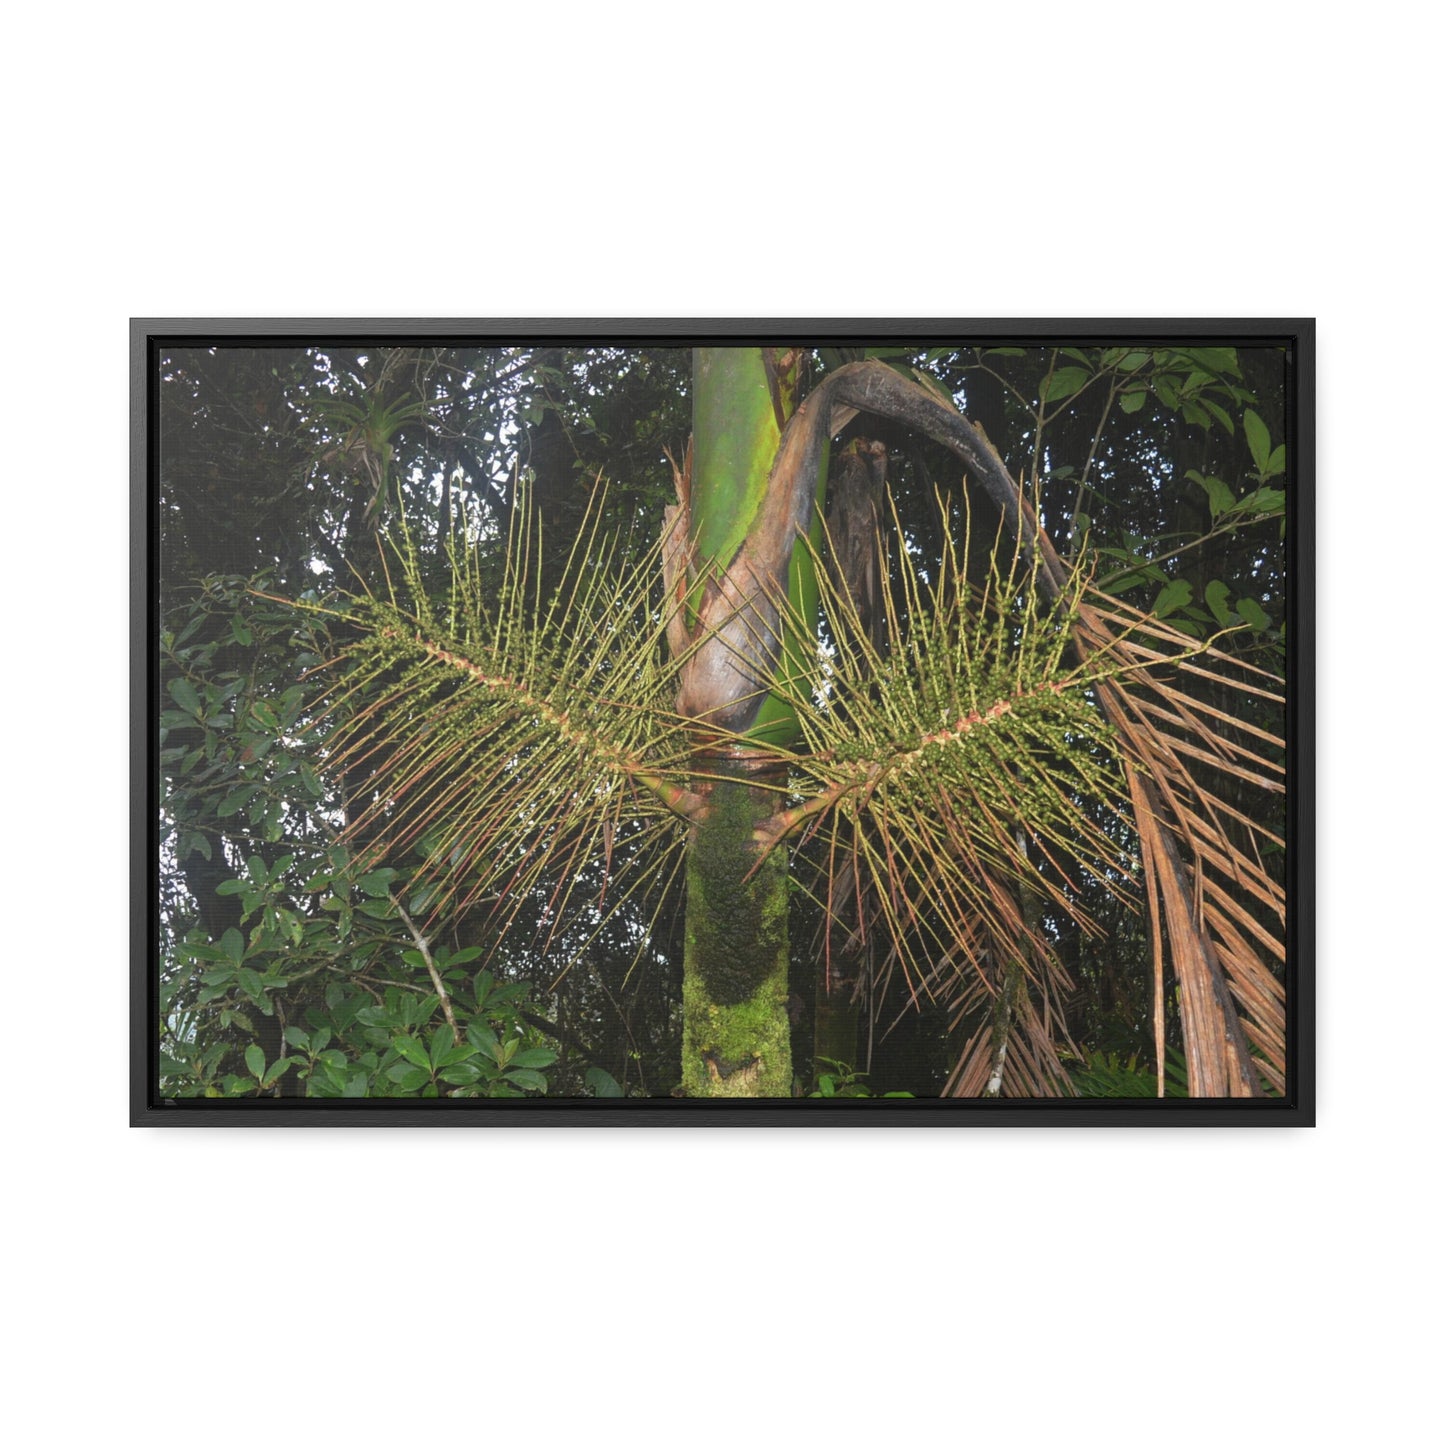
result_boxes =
[1152,579,1193,618]
[245,1043,266,1080]
[1040,366,1091,402]
[1243,487,1285,516]
[1118,387,1148,414]
[466,1021,498,1054]
[407,885,438,914]
[391,1035,431,1071]
[439,1062,484,1086]
[220,928,245,966]
[1236,597,1270,631]
[385,1063,431,1092]
[1187,470,1236,521]
[509,1047,557,1071]
[429,1027,456,1069]
[355,869,399,898]
[283,1026,310,1049]
[1204,580,1233,626]
[236,968,267,1003]
[1199,397,1236,435]
[504,1068,549,1093]
[216,789,251,818]
[230,616,253,646]
[1243,409,1271,473]
[1179,346,1242,378]
[585,1067,624,1098]
[262,1058,292,1087]
[168,677,203,716]
[1266,443,1286,479]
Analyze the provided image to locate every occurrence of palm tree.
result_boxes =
[301,342,1287,1099]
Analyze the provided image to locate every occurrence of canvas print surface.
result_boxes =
[145,330,1307,1119]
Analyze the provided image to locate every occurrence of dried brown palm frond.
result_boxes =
[761,359,1288,1098]
[775,473,1284,1099]
[943,949,1079,1098]
[1057,577,1286,1097]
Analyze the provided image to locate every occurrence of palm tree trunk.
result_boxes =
[680,754,793,1097]
[674,347,825,1097]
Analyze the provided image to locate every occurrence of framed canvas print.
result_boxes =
[134,321,1313,1125]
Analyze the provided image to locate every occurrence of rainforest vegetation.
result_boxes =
[154,337,1291,1102]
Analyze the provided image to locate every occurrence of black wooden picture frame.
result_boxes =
[133,319,1314,1126]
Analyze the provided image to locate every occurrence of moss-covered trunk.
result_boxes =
[672,347,828,1097]
[681,756,792,1097]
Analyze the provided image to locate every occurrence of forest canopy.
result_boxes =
[152,335,1294,1105]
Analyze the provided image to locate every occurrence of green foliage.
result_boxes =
[806,1059,913,1098]
[156,341,1289,1100]
[584,1067,625,1097]
[1066,1047,1191,1099]
[159,576,558,1100]
[162,964,557,1100]
[952,343,1285,672]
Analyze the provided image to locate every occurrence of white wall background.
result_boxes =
[6,5,1433,1440]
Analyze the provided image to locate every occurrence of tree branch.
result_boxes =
[394,898,462,1046]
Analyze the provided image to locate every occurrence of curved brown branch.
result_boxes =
[676,359,1059,734]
